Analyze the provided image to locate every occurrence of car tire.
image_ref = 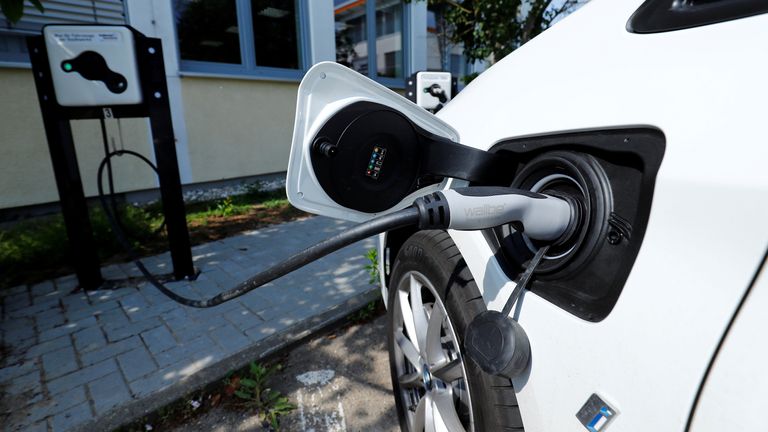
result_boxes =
[387,230,524,431]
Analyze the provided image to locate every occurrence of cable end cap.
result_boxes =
[464,310,531,379]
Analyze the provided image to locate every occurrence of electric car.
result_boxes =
[287,0,768,430]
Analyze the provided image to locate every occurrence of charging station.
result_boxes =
[405,71,458,112]
[27,25,195,289]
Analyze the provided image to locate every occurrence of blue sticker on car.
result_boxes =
[577,394,618,431]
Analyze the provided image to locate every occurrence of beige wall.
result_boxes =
[0,68,57,208]
[181,77,298,183]
[0,70,299,210]
[0,68,156,209]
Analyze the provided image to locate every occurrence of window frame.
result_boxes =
[175,0,311,81]
[0,28,34,67]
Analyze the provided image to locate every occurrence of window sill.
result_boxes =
[179,69,407,90]
[0,60,31,69]
[178,70,304,83]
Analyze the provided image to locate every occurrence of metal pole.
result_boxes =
[137,36,196,280]
[27,37,104,289]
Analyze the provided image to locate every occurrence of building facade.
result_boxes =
[0,0,478,212]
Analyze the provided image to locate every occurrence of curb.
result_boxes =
[72,287,382,432]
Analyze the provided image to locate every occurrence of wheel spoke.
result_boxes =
[395,330,422,368]
[431,357,463,384]
[425,305,447,365]
[425,394,438,432]
[399,371,422,389]
[391,271,474,432]
[433,390,466,432]
[411,394,428,432]
[398,289,421,353]
[409,275,430,353]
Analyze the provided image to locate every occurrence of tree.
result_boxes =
[416,0,586,65]
[0,0,43,23]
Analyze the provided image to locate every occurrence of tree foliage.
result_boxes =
[0,0,43,23]
[418,0,585,64]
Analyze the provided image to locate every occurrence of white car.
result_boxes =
[287,0,768,430]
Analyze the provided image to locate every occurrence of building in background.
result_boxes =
[0,0,476,215]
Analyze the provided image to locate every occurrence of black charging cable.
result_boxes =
[97,144,573,309]
[97,120,165,236]
[97,151,420,307]
[500,245,550,317]
[99,118,120,225]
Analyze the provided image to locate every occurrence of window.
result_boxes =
[252,0,300,69]
[175,0,241,65]
[174,0,306,79]
[0,0,125,65]
[334,0,408,86]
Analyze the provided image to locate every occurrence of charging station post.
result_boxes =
[26,25,195,289]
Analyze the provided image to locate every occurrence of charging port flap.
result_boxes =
[287,62,460,222]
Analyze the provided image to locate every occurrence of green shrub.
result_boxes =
[214,196,236,217]
[0,204,159,288]
[261,198,289,209]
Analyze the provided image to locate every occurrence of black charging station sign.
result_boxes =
[27,25,195,289]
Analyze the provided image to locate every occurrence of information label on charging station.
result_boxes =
[43,25,142,107]
[416,71,452,110]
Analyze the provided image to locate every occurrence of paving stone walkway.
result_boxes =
[0,216,378,432]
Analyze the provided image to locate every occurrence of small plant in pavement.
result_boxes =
[364,248,379,285]
[224,362,295,430]
[348,300,380,324]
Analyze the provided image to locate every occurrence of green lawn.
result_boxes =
[0,187,303,290]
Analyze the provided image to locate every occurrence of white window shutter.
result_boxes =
[1,0,126,34]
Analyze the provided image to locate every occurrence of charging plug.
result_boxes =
[413,186,575,242]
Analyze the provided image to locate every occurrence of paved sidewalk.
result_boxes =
[0,216,378,432]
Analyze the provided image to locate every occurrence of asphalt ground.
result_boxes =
[171,314,399,432]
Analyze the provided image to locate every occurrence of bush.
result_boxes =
[0,204,160,288]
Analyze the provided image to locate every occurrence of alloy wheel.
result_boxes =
[392,270,474,432]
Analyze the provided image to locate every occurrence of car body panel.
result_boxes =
[381,0,768,430]
[689,251,768,431]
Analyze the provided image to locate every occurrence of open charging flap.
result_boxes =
[287,62,508,222]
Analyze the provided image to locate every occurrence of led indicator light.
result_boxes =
[63,62,73,71]
[365,146,387,179]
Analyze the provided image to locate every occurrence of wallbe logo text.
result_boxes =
[464,204,505,218]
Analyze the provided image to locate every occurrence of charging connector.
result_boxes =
[414,186,574,241]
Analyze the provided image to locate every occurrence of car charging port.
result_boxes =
[493,150,613,279]
[478,128,664,322]
[464,151,614,379]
